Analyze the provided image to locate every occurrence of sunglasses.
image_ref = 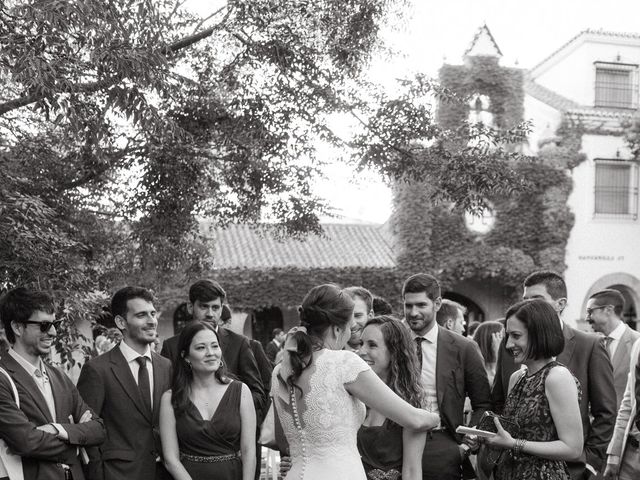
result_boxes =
[22,320,62,332]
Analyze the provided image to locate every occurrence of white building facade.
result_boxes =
[524,29,640,328]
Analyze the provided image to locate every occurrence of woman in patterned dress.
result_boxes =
[357,315,426,480]
[484,299,583,480]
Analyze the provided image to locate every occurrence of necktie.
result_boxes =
[415,337,424,366]
[136,357,152,413]
[603,336,613,357]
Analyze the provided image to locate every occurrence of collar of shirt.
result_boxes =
[608,321,626,342]
[8,348,47,378]
[413,323,439,345]
[119,340,152,364]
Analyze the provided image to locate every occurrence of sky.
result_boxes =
[186,0,640,224]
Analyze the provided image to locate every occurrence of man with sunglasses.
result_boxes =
[586,289,639,409]
[0,287,105,480]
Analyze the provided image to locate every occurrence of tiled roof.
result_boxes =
[212,223,396,270]
[532,29,640,74]
[524,75,580,111]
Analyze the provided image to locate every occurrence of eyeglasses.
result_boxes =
[586,305,613,317]
[21,320,62,332]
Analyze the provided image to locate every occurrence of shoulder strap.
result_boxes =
[0,366,19,408]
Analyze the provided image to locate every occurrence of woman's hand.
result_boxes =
[483,417,515,450]
[417,409,440,431]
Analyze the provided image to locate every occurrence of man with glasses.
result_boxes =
[586,289,640,409]
[0,287,105,480]
[491,271,616,480]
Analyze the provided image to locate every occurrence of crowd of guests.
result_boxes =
[0,271,638,480]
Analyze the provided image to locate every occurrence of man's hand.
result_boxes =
[37,424,58,434]
[78,410,92,423]
[603,462,619,480]
[279,455,292,476]
[462,434,479,452]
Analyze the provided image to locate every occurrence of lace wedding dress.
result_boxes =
[272,349,371,480]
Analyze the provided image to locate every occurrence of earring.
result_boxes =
[185,359,192,369]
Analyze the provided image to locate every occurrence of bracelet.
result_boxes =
[511,438,527,456]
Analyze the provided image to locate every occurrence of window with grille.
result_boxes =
[594,160,638,219]
[594,62,638,109]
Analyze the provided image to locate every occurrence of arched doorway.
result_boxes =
[582,273,640,330]
[443,292,485,334]
[251,306,284,346]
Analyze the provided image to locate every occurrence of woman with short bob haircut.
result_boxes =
[484,299,583,480]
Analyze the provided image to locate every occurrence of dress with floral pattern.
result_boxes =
[494,361,582,480]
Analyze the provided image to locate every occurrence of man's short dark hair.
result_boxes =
[372,296,393,316]
[0,287,55,343]
[436,299,465,327]
[272,328,283,338]
[189,279,226,304]
[589,289,625,317]
[402,273,441,301]
[111,286,154,319]
[344,286,373,312]
[523,271,567,300]
[506,299,564,360]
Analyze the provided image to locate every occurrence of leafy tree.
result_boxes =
[0,0,531,366]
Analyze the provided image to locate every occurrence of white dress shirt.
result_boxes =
[414,324,440,417]
[119,341,154,408]
[606,322,626,359]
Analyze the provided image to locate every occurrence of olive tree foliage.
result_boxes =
[0,0,531,365]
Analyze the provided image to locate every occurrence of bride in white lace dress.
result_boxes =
[272,284,439,480]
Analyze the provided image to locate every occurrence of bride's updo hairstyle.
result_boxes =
[286,284,355,391]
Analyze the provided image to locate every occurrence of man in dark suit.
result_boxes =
[491,271,616,480]
[0,287,105,480]
[586,289,640,410]
[77,287,172,480]
[265,328,285,365]
[403,274,491,480]
[160,279,266,421]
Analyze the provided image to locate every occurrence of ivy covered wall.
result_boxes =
[393,56,581,305]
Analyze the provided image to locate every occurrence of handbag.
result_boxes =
[0,366,25,480]
[476,411,520,476]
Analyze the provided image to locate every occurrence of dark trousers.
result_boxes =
[421,431,464,480]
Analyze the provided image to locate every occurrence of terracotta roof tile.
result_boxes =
[212,223,396,270]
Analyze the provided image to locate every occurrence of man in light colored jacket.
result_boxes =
[604,337,640,479]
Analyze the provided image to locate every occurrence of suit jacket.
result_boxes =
[606,338,640,459]
[491,323,616,476]
[434,327,492,433]
[610,325,640,409]
[160,326,266,420]
[250,340,273,398]
[76,346,172,480]
[0,354,105,480]
[265,340,280,364]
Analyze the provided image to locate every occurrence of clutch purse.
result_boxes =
[476,411,520,475]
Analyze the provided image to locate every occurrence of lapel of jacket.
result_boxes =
[613,326,633,371]
[217,326,230,365]
[109,346,152,423]
[557,322,575,365]
[1,354,53,422]
[44,363,69,422]
[151,352,167,423]
[435,327,456,408]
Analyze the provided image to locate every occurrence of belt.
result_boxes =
[628,436,640,449]
[180,452,240,463]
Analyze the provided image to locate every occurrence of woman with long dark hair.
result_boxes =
[472,320,504,386]
[357,315,426,480]
[484,299,583,480]
[272,284,439,480]
[160,321,256,480]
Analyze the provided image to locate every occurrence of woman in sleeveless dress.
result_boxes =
[160,321,256,480]
[272,284,439,480]
[483,299,583,480]
[357,315,426,480]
